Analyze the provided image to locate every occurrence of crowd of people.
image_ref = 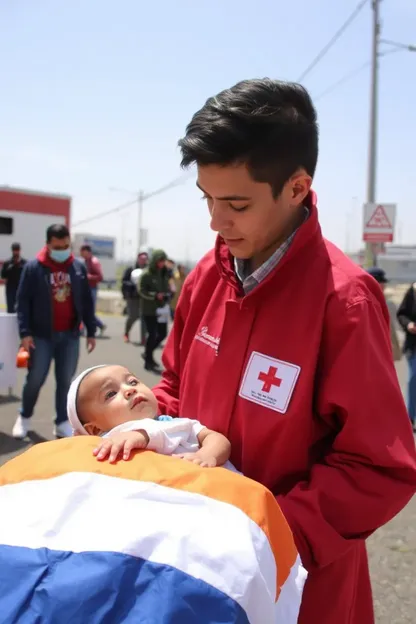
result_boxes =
[1,227,186,440]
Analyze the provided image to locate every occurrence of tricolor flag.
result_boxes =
[0,438,306,623]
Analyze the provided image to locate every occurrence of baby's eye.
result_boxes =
[128,378,139,386]
[105,390,116,400]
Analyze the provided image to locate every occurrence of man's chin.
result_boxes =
[223,238,250,258]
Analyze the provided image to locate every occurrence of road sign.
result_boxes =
[363,203,396,243]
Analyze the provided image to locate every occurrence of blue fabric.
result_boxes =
[157,415,174,422]
[16,259,96,339]
[0,544,249,624]
[20,333,80,424]
[91,287,104,330]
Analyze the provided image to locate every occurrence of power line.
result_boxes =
[72,172,193,229]
[297,0,369,83]
[73,198,136,228]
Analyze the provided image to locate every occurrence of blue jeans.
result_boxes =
[20,332,80,424]
[91,288,104,330]
[406,353,416,424]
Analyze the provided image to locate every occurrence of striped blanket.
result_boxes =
[0,437,306,623]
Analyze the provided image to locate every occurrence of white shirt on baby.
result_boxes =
[103,416,239,472]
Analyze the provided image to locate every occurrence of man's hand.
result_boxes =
[86,337,96,353]
[21,336,35,351]
[407,322,416,335]
[156,293,165,302]
[93,430,150,463]
[177,452,217,468]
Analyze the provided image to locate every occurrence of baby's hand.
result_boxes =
[177,452,217,468]
[93,430,149,463]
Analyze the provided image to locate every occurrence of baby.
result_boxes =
[67,364,232,468]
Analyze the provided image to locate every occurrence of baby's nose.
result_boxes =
[124,387,136,398]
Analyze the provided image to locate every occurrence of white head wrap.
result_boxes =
[67,365,108,435]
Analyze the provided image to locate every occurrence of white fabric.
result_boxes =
[67,365,107,435]
[156,303,170,323]
[0,313,19,391]
[0,472,281,623]
[103,418,205,455]
[104,418,239,472]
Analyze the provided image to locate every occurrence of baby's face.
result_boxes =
[77,365,158,435]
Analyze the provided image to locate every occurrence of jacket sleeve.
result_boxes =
[80,265,96,337]
[397,286,414,331]
[152,274,194,416]
[88,259,103,286]
[16,263,33,338]
[277,292,416,571]
[1,261,10,280]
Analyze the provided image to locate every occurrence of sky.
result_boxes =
[0,0,415,262]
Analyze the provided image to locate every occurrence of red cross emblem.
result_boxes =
[258,366,282,393]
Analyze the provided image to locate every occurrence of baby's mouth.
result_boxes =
[131,396,147,410]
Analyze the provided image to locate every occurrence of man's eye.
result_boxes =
[105,390,116,400]
[230,204,249,212]
[201,194,211,201]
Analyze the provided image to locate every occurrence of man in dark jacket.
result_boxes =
[139,249,171,371]
[13,224,96,440]
[1,242,26,312]
[122,251,148,343]
[397,282,416,431]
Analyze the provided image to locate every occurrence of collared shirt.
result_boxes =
[235,208,309,294]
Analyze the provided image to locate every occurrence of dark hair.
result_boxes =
[81,244,92,253]
[46,224,70,243]
[179,78,318,197]
[11,242,20,251]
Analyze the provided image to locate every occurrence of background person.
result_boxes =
[139,249,170,372]
[397,281,416,431]
[13,224,96,440]
[122,251,148,344]
[170,264,187,320]
[80,244,106,336]
[1,242,26,313]
[367,267,401,362]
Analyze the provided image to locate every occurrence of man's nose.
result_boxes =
[209,202,233,233]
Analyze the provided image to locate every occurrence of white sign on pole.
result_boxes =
[363,203,396,243]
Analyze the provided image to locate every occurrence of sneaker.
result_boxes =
[124,334,130,343]
[54,421,73,439]
[12,415,31,439]
[99,324,107,336]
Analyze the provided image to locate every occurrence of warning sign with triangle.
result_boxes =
[365,205,392,229]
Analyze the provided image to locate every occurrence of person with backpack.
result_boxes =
[121,251,148,344]
[139,249,171,372]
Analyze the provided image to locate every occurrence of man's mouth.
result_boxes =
[131,396,147,410]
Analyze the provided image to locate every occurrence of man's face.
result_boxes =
[137,254,148,268]
[197,164,311,269]
[156,259,166,270]
[80,249,91,260]
[48,236,71,252]
[12,247,20,259]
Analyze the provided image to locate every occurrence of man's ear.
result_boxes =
[290,169,312,203]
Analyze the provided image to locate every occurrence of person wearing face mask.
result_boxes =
[0,242,27,313]
[13,224,96,440]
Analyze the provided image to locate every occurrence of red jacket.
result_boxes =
[153,193,416,624]
[85,256,103,288]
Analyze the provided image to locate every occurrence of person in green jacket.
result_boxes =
[139,249,171,371]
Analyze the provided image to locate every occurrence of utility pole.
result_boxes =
[137,190,144,251]
[365,0,381,268]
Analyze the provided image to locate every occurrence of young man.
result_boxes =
[1,242,26,312]
[121,251,149,344]
[13,224,96,440]
[139,249,171,372]
[367,267,401,362]
[80,244,106,336]
[152,79,416,623]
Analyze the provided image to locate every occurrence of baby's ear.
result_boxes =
[84,423,100,436]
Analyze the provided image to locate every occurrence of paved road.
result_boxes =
[0,314,415,623]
